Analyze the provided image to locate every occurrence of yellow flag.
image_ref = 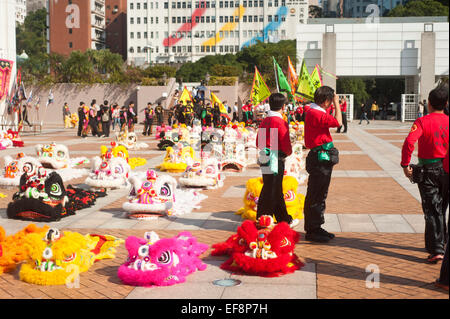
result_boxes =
[250,66,271,107]
[296,60,316,101]
[310,64,323,91]
[178,86,193,105]
[210,92,227,113]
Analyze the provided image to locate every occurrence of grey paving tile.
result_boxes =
[338,214,378,232]
[369,214,415,233]
[202,219,239,231]
[402,214,425,233]
[131,218,173,230]
[222,186,246,198]
[126,281,225,299]
[97,216,140,229]
[220,283,316,299]
[322,214,342,233]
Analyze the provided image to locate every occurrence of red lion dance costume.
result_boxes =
[211,216,303,277]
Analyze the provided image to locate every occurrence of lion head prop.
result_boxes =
[0,153,41,187]
[123,170,178,219]
[284,143,307,185]
[156,144,196,173]
[7,168,106,222]
[0,224,49,275]
[99,143,146,170]
[236,176,305,222]
[211,216,303,277]
[117,231,208,287]
[84,155,131,189]
[19,228,123,285]
[179,156,225,189]
[116,130,148,150]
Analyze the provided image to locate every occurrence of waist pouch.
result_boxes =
[409,164,424,184]
[258,148,279,175]
[312,142,339,165]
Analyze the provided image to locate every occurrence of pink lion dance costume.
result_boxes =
[117,231,208,286]
[211,216,303,277]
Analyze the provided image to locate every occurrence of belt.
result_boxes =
[312,142,334,152]
[418,158,443,166]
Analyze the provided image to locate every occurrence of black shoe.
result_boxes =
[305,232,331,243]
[316,227,335,239]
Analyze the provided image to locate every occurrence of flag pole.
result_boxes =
[273,57,280,93]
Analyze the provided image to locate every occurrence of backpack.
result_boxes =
[102,110,110,122]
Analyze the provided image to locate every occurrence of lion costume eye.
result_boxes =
[114,165,124,174]
[138,245,149,257]
[56,150,65,158]
[100,161,108,169]
[284,190,296,202]
[42,247,53,259]
[157,251,171,264]
[159,183,172,197]
[50,183,62,196]
[22,162,33,173]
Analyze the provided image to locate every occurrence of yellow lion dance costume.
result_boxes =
[236,176,305,222]
[0,224,49,275]
[156,146,196,173]
[19,228,123,285]
[100,143,146,170]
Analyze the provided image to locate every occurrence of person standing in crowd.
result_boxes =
[100,103,111,137]
[119,106,127,131]
[22,103,32,128]
[422,99,429,116]
[371,100,378,120]
[242,100,254,125]
[89,101,99,137]
[143,102,154,136]
[127,102,137,131]
[155,102,164,126]
[81,102,90,138]
[418,99,425,118]
[337,97,348,133]
[77,102,84,137]
[232,102,239,122]
[401,84,449,264]
[435,146,449,291]
[63,102,71,128]
[359,103,370,125]
[168,105,175,126]
[213,102,221,127]
[256,93,298,228]
[185,101,194,126]
[111,104,120,131]
[303,86,342,242]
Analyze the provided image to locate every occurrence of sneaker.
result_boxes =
[289,219,300,228]
[316,227,335,239]
[427,254,444,264]
[305,232,331,243]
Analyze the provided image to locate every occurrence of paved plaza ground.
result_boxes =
[0,120,448,300]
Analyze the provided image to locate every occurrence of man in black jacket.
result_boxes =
[359,103,370,125]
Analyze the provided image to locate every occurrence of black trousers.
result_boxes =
[89,119,99,136]
[256,159,293,224]
[144,119,153,135]
[232,112,238,122]
[77,122,82,136]
[337,112,347,133]
[304,149,337,233]
[101,121,110,137]
[417,163,448,255]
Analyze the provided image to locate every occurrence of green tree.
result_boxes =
[337,78,370,116]
[61,51,95,83]
[387,0,449,17]
[144,65,177,79]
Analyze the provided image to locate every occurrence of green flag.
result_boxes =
[250,66,271,107]
[296,60,316,101]
[273,57,292,94]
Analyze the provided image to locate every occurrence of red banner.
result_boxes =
[0,59,14,101]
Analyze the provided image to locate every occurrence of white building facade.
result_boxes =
[16,0,27,24]
[127,0,309,65]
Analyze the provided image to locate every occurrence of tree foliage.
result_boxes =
[387,0,449,17]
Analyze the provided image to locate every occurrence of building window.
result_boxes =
[268,0,273,7]
[259,15,263,22]
[172,1,176,8]
[129,47,134,53]
[182,2,187,8]
[69,42,72,48]
[137,3,140,10]
[259,0,263,7]
[137,46,141,53]
[130,32,134,39]
[165,17,169,23]
[243,16,247,22]
[137,32,141,39]
[206,16,210,23]
[268,15,272,22]
[137,17,141,24]
[144,3,147,9]
[243,0,247,7]
[144,17,147,24]
[177,17,181,23]
[144,32,148,38]
[130,17,134,24]
[219,16,223,23]
[69,28,72,34]
[130,3,133,10]
[212,16,216,23]
[281,14,286,22]
[224,16,228,23]
[211,0,216,8]
[248,16,252,22]
[164,2,168,9]
[172,17,176,23]
[243,30,247,37]
[177,2,181,9]
[274,15,279,22]
[211,46,216,52]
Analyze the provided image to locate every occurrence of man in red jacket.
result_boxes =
[303,86,342,242]
[256,93,298,227]
[336,97,348,133]
[401,84,449,264]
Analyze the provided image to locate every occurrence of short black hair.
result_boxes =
[268,93,287,111]
[104,100,108,105]
[428,84,449,111]
[80,102,84,106]
[314,86,335,105]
